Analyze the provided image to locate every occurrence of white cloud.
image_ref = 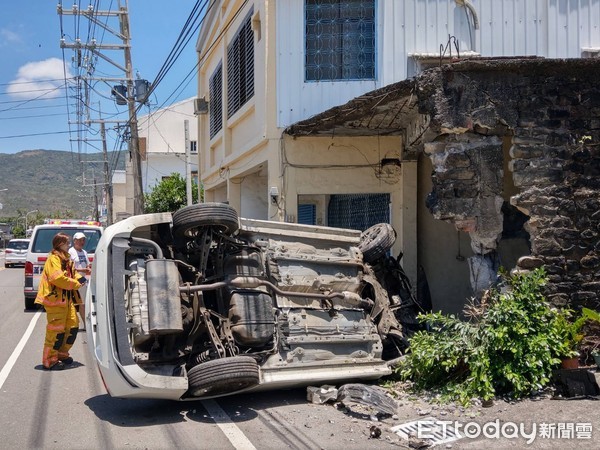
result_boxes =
[7,58,74,100]
[0,28,23,46]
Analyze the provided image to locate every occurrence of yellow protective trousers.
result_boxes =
[42,301,79,369]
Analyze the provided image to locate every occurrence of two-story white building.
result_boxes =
[137,97,199,192]
[194,0,600,311]
[112,97,199,222]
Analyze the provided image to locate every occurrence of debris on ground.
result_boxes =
[337,383,398,417]
[306,385,338,404]
[369,425,382,439]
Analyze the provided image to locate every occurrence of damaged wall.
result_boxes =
[417,58,600,309]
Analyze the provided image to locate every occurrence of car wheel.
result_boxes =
[172,203,239,238]
[24,297,36,311]
[358,223,396,263]
[187,356,259,398]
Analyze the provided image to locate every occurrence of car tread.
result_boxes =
[187,356,259,397]
[172,203,239,238]
[358,223,396,263]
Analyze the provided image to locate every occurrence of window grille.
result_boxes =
[328,193,389,231]
[298,203,317,225]
[190,140,197,154]
[305,0,376,81]
[227,8,255,118]
[209,63,223,138]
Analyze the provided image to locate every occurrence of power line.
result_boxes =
[0,77,76,87]
[0,113,68,120]
[0,103,68,111]
[0,96,66,106]
[0,130,86,140]
[143,0,249,121]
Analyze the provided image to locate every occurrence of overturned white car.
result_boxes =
[88,203,420,400]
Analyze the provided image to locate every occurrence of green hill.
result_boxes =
[0,149,125,220]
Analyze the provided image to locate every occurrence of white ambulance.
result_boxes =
[24,219,103,310]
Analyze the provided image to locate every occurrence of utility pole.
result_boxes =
[184,120,192,206]
[58,0,144,217]
[121,3,144,215]
[100,121,113,224]
[93,173,100,222]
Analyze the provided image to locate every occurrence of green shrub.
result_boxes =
[144,173,201,213]
[398,268,566,404]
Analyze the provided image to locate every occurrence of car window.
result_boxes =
[32,228,102,253]
[8,240,29,250]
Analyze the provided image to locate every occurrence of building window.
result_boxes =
[328,193,389,231]
[305,0,376,81]
[227,8,254,118]
[298,204,317,225]
[209,63,223,138]
[190,140,197,154]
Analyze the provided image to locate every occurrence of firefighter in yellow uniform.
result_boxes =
[35,232,86,370]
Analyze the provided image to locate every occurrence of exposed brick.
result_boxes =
[581,255,600,269]
[419,59,600,309]
[517,256,545,270]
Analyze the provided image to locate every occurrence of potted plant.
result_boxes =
[554,310,584,369]
[578,308,600,367]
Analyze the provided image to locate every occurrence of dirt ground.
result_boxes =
[310,377,600,449]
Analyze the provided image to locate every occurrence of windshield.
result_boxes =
[32,228,102,253]
[8,240,29,250]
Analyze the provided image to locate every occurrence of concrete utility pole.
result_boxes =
[93,173,100,222]
[58,0,144,217]
[184,120,192,206]
[120,4,144,215]
[99,121,113,225]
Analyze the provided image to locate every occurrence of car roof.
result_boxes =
[9,238,30,242]
[33,224,102,229]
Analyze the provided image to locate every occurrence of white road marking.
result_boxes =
[0,311,42,390]
[202,399,257,450]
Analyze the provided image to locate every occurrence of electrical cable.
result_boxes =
[0,84,66,113]
[0,113,68,120]
[145,0,209,101]
[0,130,86,140]
[136,0,249,126]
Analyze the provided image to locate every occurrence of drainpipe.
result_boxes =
[455,0,480,29]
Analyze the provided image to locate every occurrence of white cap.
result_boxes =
[73,232,86,240]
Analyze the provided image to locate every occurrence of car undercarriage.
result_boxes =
[96,203,423,399]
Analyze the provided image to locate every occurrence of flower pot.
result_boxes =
[560,357,579,369]
[593,353,600,368]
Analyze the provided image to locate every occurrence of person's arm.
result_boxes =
[45,255,84,290]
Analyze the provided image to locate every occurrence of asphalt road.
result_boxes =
[1,258,599,449]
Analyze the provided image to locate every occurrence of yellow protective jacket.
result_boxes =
[34,251,84,307]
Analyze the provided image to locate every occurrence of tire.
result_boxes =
[187,356,259,398]
[24,296,36,311]
[358,223,396,263]
[172,203,239,238]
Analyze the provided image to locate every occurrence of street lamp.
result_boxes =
[25,210,38,233]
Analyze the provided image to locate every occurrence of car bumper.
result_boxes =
[5,257,26,265]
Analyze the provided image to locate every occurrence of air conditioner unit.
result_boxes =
[194,97,209,115]
[581,47,600,58]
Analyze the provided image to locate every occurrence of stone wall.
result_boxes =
[417,58,600,309]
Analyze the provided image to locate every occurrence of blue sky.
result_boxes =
[0,1,200,154]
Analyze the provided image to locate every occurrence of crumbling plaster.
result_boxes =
[417,58,600,308]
